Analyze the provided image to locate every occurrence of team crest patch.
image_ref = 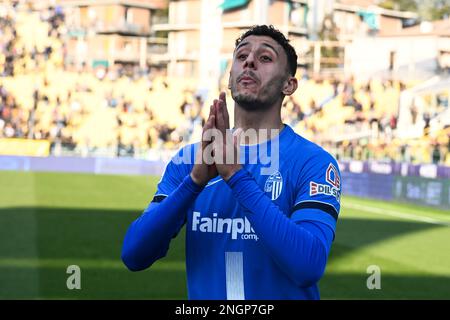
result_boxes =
[264,171,283,200]
[310,163,341,203]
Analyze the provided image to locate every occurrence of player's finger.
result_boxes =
[212,99,218,114]
[211,129,225,165]
[203,104,212,129]
[202,106,212,134]
[219,92,227,107]
[219,92,230,129]
[232,127,243,147]
[231,127,242,164]
[216,102,225,135]
[207,114,215,131]
[214,97,225,134]
[209,101,219,125]
[202,114,215,146]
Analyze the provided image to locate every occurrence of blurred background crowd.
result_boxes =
[0,0,449,164]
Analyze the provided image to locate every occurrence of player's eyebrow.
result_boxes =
[260,43,279,57]
[235,41,279,57]
[235,41,250,53]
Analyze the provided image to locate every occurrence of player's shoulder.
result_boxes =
[286,132,341,192]
[288,129,338,168]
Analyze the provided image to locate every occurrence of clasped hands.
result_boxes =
[190,92,243,186]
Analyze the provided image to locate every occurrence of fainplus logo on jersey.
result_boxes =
[310,163,341,203]
[192,211,259,241]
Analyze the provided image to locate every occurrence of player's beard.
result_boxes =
[232,79,284,112]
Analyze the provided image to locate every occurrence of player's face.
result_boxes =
[229,35,290,111]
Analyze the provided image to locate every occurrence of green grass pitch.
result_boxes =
[0,170,449,299]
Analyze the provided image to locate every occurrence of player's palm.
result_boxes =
[190,106,218,186]
[213,92,242,181]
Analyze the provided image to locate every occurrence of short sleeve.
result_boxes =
[290,151,342,237]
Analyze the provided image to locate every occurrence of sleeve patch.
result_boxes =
[309,163,341,203]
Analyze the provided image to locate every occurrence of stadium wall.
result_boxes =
[0,155,166,177]
[1,156,449,210]
[340,160,450,210]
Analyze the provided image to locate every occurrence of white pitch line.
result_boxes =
[344,202,450,227]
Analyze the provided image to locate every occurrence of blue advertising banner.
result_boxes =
[1,156,449,209]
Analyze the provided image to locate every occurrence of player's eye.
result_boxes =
[237,53,248,61]
[260,55,272,62]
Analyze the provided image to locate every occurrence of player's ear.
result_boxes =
[282,76,298,96]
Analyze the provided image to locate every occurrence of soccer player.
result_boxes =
[121,25,341,300]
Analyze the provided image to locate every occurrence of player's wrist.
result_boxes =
[222,166,243,182]
[189,171,207,187]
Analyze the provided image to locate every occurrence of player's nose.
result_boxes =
[243,52,256,69]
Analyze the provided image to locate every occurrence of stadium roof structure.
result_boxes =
[408,76,450,95]
[379,19,450,37]
[31,0,168,10]
[220,0,249,12]
[333,0,418,19]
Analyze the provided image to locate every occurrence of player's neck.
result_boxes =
[233,105,284,145]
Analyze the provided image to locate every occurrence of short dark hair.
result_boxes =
[235,25,298,77]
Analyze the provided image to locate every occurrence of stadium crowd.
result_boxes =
[0,3,449,165]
